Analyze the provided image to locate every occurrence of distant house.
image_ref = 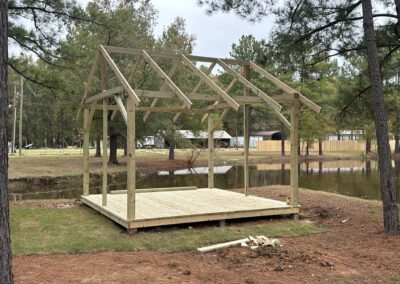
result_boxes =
[250,131,285,140]
[326,130,364,141]
[230,136,263,148]
[174,130,232,148]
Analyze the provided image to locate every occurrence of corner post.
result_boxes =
[101,54,108,206]
[290,101,300,217]
[127,98,136,220]
[243,64,250,195]
[83,108,90,196]
[102,99,108,206]
[208,112,214,189]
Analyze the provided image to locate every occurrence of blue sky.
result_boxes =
[78,0,274,58]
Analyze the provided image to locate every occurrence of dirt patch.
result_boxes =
[13,187,400,283]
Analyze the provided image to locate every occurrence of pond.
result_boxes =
[10,159,400,201]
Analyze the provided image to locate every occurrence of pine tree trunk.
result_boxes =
[362,0,399,234]
[95,135,101,157]
[169,141,175,160]
[395,108,400,153]
[318,140,323,155]
[366,137,371,154]
[0,0,14,281]
[108,134,119,165]
[305,142,309,157]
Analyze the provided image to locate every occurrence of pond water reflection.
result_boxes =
[10,159,400,201]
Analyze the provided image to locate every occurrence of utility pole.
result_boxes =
[11,84,17,154]
[18,76,24,156]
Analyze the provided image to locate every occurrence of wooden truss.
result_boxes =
[79,45,321,221]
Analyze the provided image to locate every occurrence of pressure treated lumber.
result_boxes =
[197,238,249,253]
[290,102,300,212]
[114,95,127,124]
[217,59,282,114]
[102,99,108,206]
[104,45,243,65]
[243,64,250,196]
[82,108,90,196]
[127,97,136,220]
[249,61,321,113]
[142,50,192,109]
[208,113,214,189]
[174,62,217,122]
[216,59,290,128]
[77,51,99,120]
[181,54,240,111]
[110,186,198,194]
[99,45,140,106]
[84,86,124,104]
[144,60,180,122]
[81,188,299,229]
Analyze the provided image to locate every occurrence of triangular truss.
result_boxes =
[77,45,321,128]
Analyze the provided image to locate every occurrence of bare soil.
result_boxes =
[12,186,400,283]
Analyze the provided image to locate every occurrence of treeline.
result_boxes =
[7,0,400,155]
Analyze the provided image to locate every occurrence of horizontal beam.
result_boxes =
[110,186,198,194]
[85,88,298,106]
[99,45,140,106]
[104,45,244,65]
[86,104,219,113]
[84,86,124,104]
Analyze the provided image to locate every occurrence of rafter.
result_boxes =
[249,61,321,113]
[144,60,180,122]
[99,45,140,106]
[181,55,240,111]
[173,61,217,122]
[142,50,192,109]
[76,51,99,120]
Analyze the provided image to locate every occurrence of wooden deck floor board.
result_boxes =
[81,188,298,229]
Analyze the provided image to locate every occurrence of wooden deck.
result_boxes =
[81,188,299,230]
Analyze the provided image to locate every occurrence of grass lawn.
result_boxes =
[10,205,325,255]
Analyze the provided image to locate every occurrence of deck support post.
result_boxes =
[83,108,90,196]
[102,99,108,206]
[101,55,109,207]
[208,113,214,189]
[243,64,250,196]
[290,101,300,219]
[127,98,136,220]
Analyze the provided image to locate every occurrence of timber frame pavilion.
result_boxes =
[77,45,321,231]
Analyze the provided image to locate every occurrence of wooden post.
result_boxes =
[102,99,108,206]
[18,76,24,156]
[83,108,90,196]
[290,101,300,219]
[208,113,214,189]
[243,64,250,195]
[11,84,17,154]
[101,55,109,206]
[127,98,136,220]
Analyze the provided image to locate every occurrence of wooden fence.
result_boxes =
[256,140,395,152]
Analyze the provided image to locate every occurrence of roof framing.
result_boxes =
[78,45,322,128]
